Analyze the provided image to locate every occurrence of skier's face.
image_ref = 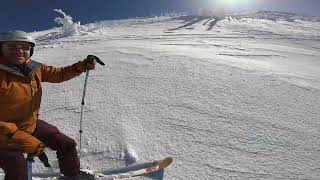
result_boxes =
[1,41,31,64]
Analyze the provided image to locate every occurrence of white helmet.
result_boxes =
[0,30,36,56]
[0,30,36,47]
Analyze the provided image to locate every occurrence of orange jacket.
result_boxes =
[0,58,88,138]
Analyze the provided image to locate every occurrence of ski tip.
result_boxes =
[143,157,173,176]
[157,157,173,170]
[162,157,173,165]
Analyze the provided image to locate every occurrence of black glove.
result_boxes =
[38,152,51,167]
[27,152,51,167]
[74,55,104,73]
[82,56,96,71]
[87,55,105,66]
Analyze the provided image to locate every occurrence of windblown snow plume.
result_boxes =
[53,9,88,36]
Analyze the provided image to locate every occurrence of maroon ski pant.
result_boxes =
[0,120,80,180]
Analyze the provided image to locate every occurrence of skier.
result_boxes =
[0,30,97,180]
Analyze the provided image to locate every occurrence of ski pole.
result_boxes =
[26,153,51,180]
[26,155,34,180]
[79,55,105,151]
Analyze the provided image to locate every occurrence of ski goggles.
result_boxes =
[2,42,32,52]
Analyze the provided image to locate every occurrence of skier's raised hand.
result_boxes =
[74,55,105,73]
[82,55,97,70]
[87,55,105,66]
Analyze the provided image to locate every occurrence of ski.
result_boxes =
[79,157,173,180]
[105,157,173,179]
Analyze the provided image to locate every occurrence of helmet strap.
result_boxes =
[30,47,34,57]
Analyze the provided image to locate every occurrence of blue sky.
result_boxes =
[0,0,319,32]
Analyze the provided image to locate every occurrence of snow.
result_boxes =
[1,11,320,179]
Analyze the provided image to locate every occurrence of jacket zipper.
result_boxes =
[1,64,38,127]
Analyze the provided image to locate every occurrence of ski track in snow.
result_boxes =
[1,12,320,179]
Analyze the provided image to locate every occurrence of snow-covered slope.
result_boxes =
[1,11,320,179]
[237,11,320,22]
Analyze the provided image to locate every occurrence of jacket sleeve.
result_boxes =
[0,122,18,135]
[8,130,45,155]
[0,122,44,155]
[40,61,88,83]
[0,122,18,141]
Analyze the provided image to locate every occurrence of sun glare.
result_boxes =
[214,0,254,10]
